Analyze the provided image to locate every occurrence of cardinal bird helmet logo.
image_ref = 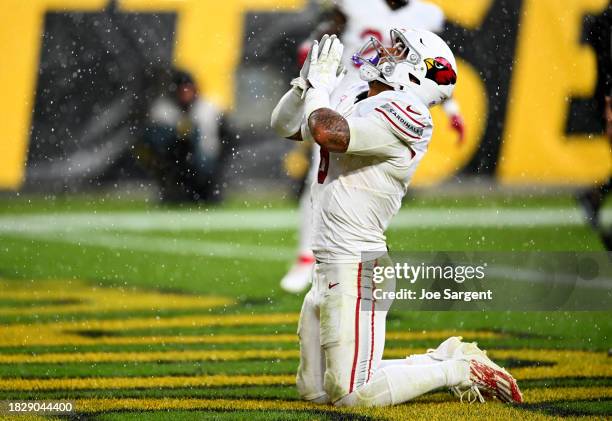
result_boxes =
[424,57,457,86]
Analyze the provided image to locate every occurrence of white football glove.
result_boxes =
[306,34,346,96]
[291,34,346,99]
[290,35,327,97]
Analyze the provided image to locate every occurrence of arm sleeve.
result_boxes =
[270,85,305,138]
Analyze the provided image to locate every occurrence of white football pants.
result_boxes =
[296,258,468,406]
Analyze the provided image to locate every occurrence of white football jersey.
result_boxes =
[305,82,434,263]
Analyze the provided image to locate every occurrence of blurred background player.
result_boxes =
[280,0,465,292]
[576,3,611,249]
[141,69,228,203]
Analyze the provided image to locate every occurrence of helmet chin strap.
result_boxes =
[358,63,380,82]
[359,63,399,94]
[359,61,396,85]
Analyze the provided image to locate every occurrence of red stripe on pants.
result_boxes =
[367,297,375,382]
[349,263,362,393]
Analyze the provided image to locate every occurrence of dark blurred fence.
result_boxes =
[28,5,177,191]
[23,1,317,193]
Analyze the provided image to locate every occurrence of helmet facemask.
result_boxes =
[352,29,422,88]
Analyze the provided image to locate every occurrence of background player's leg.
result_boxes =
[297,181,315,259]
[280,145,319,293]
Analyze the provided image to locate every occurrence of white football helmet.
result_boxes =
[353,28,457,106]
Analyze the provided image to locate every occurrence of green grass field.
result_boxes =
[0,192,610,420]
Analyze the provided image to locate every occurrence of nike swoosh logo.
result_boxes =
[328,282,340,289]
[406,105,422,115]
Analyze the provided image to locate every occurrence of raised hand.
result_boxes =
[307,34,346,96]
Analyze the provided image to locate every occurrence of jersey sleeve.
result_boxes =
[345,115,400,157]
[346,98,433,157]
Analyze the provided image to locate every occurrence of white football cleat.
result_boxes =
[280,255,315,293]
[450,342,523,404]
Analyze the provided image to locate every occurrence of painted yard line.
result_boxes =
[487,348,612,380]
[0,374,295,391]
[1,370,608,393]
[74,397,324,413]
[0,349,609,381]
[63,389,612,417]
[0,313,299,332]
[0,349,298,364]
[0,330,507,348]
[0,288,231,316]
[0,313,300,349]
[3,231,294,262]
[0,207,609,233]
[524,385,612,403]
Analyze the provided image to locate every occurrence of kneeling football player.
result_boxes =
[270,30,522,406]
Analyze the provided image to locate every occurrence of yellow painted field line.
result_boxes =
[0,280,232,314]
[0,329,506,347]
[0,374,295,391]
[0,313,299,347]
[0,349,300,364]
[0,296,232,316]
[0,332,301,347]
[71,334,301,346]
[75,397,319,412]
[71,398,541,421]
[64,387,612,419]
[485,348,612,380]
[1,313,300,332]
[359,401,562,421]
[525,386,612,403]
[0,348,609,382]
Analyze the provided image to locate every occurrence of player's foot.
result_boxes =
[280,254,315,293]
[424,336,463,361]
[450,342,523,404]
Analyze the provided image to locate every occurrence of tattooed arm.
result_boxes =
[308,108,350,152]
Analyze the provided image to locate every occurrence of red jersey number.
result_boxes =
[318,147,330,184]
[354,29,384,67]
